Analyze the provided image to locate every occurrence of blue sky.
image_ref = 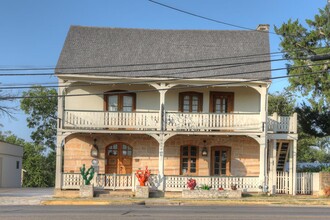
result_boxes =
[0,0,327,141]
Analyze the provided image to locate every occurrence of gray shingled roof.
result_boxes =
[55,26,271,80]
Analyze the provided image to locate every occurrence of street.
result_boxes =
[0,205,329,220]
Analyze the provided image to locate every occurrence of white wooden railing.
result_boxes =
[276,172,313,195]
[268,113,297,133]
[64,110,160,130]
[62,173,133,190]
[165,176,260,192]
[62,173,260,192]
[166,112,261,132]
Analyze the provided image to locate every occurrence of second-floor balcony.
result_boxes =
[61,110,297,134]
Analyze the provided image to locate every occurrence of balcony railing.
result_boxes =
[63,110,160,130]
[166,112,261,132]
[267,113,297,133]
[62,110,297,134]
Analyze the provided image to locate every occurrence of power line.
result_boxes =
[148,0,281,36]
[0,62,325,90]
[2,69,327,100]
[0,57,291,77]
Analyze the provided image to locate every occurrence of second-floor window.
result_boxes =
[104,91,136,112]
[210,92,234,113]
[179,92,203,112]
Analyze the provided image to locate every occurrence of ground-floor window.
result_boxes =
[180,145,199,175]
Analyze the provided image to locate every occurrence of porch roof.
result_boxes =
[56,26,271,80]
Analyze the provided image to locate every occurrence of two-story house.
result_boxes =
[54,25,298,196]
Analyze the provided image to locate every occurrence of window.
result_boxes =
[104,91,136,112]
[179,92,203,113]
[181,145,198,175]
[212,147,231,176]
[210,92,234,113]
[16,161,19,169]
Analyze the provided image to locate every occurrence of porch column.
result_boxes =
[55,134,64,189]
[292,139,297,195]
[158,134,165,191]
[269,139,277,194]
[259,135,267,191]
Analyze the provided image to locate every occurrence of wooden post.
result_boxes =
[269,139,277,194]
[259,135,267,191]
[158,135,165,191]
[292,139,297,195]
[55,134,64,189]
[289,141,293,195]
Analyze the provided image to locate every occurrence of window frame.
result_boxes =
[209,92,234,113]
[211,146,231,176]
[104,90,136,112]
[179,92,203,112]
[180,145,199,175]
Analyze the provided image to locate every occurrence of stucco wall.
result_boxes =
[64,84,260,113]
[63,134,259,177]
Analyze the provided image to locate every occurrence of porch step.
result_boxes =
[94,190,133,198]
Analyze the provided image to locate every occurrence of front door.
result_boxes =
[105,143,133,174]
[211,146,231,176]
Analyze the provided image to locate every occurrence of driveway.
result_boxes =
[0,188,53,205]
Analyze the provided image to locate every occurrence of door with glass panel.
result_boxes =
[104,91,136,128]
[211,146,231,176]
[105,143,133,174]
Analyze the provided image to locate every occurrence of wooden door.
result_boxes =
[105,143,133,174]
[211,146,231,176]
[210,92,234,113]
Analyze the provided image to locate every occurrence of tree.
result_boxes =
[20,86,57,150]
[0,85,17,124]
[274,6,330,109]
[296,103,330,137]
[0,132,55,187]
[268,90,295,116]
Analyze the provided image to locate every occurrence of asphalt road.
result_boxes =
[0,205,329,220]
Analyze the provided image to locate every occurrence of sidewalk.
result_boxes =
[42,195,330,206]
[1,188,330,206]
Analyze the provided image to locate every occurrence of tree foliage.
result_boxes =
[268,90,295,116]
[20,86,57,150]
[0,131,55,187]
[296,103,330,137]
[274,6,330,109]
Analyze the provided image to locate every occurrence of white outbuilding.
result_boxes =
[0,141,23,187]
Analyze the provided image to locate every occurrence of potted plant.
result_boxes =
[135,166,151,198]
[79,164,95,198]
[187,178,197,190]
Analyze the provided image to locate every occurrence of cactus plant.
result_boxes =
[80,164,95,185]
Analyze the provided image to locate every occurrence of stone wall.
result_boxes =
[63,133,260,176]
[182,189,242,198]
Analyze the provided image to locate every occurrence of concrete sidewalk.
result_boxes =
[1,188,330,206]
[0,188,53,205]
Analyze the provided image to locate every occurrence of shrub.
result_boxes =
[199,184,211,190]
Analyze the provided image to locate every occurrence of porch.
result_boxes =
[61,110,297,133]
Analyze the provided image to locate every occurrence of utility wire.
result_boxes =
[0,57,293,77]
[0,62,325,90]
[1,69,327,100]
[148,0,282,36]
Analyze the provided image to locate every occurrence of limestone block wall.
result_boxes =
[63,133,260,177]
